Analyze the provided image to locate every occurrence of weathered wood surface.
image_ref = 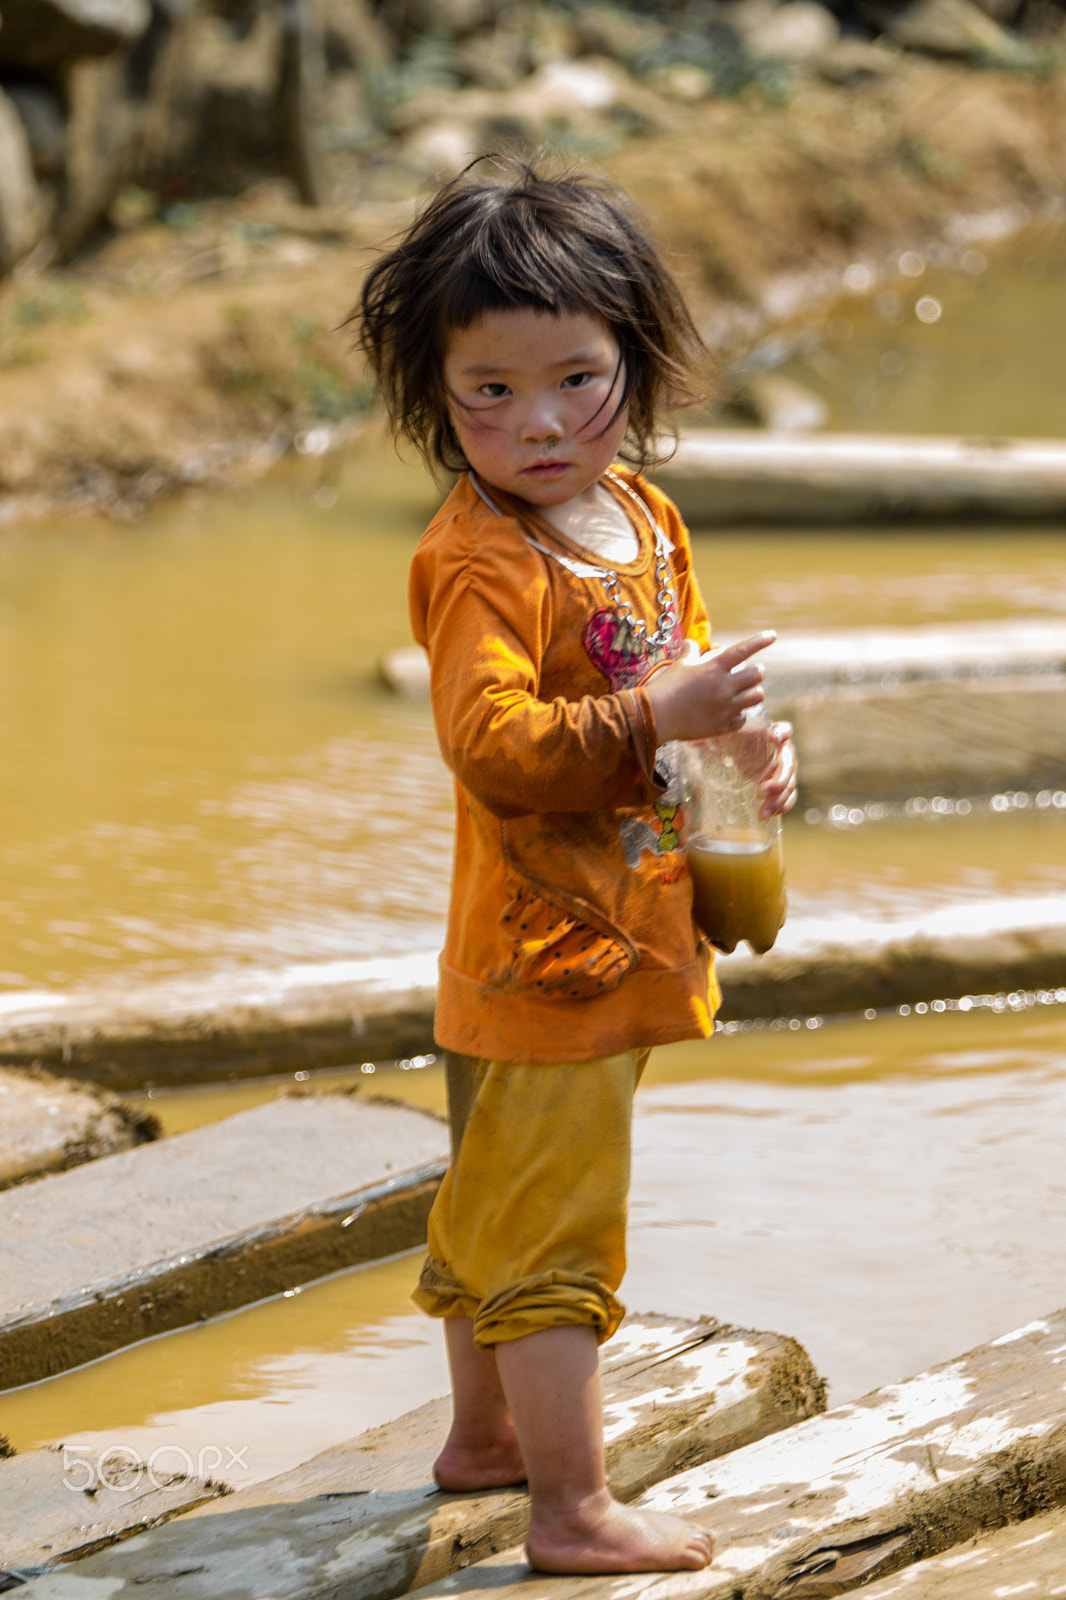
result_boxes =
[3,896,1064,1096]
[856,1500,1066,1598]
[0,1066,158,1191]
[401,1308,1066,1600]
[11,1315,826,1598]
[0,952,439,1088]
[788,675,1066,802]
[654,430,1066,523]
[0,1445,225,1585]
[720,893,1066,1018]
[0,1092,447,1389]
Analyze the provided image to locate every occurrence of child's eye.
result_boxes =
[477,383,510,399]
[561,372,592,389]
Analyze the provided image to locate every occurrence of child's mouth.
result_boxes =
[524,461,568,478]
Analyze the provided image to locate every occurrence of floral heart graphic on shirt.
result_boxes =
[582,607,683,692]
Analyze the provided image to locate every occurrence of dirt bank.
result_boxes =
[1,57,1064,522]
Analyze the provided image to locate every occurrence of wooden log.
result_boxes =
[785,675,1066,804]
[380,619,1066,705]
[9,1314,826,1598]
[653,431,1066,524]
[0,952,440,1089]
[0,1092,447,1388]
[399,1307,1066,1600]
[0,1445,225,1585]
[3,896,1066,1093]
[0,1065,158,1191]
[716,894,1066,1019]
[856,1501,1066,1598]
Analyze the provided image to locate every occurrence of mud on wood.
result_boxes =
[400,1307,1066,1600]
[10,1315,826,1599]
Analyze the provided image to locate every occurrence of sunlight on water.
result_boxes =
[5,1006,1066,1478]
[0,433,1062,991]
[766,223,1066,440]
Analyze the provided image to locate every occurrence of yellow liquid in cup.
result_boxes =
[687,834,787,955]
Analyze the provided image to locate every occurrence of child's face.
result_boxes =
[442,308,629,507]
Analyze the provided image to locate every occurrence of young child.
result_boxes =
[353,156,795,1577]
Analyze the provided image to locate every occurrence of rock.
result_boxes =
[743,0,840,64]
[0,1066,159,1191]
[455,21,531,91]
[0,87,45,274]
[572,4,667,65]
[651,63,714,103]
[738,371,830,430]
[399,0,502,40]
[817,35,902,84]
[0,0,151,71]
[518,56,624,114]
[863,0,1034,64]
[5,82,67,177]
[400,118,481,177]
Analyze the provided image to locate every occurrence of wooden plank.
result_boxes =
[393,1307,1066,1600]
[5,887,1066,1093]
[0,954,440,1089]
[855,1500,1066,1598]
[0,1445,225,1585]
[0,1066,159,1191]
[654,431,1066,524]
[0,1092,447,1388]
[786,675,1066,803]
[716,893,1066,1020]
[8,1315,826,1598]
[382,619,1066,704]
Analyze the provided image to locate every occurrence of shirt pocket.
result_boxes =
[500,877,638,999]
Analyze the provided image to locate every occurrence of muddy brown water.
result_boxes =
[0,442,1063,994]
[4,1003,1066,1490]
[2,247,1065,1498]
[763,220,1066,438]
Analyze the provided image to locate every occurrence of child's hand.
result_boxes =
[720,718,797,816]
[643,632,775,744]
[759,722,797,818]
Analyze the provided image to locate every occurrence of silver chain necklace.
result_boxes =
[469,468,679,650]
[599,471,678,650]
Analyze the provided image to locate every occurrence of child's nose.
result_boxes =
[520,397,564,443]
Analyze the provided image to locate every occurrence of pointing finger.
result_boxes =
[716,631,776,671]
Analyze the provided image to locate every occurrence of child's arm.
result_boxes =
[412,533,662,817]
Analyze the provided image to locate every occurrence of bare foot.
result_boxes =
[527,1493,713,1575]
[433,1425,526,1492]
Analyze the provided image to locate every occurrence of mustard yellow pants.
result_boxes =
[413,1049,649,1349]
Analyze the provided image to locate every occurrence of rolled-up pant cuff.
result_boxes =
[413,1255,623,1347]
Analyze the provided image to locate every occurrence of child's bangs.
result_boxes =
[438,213,609,336]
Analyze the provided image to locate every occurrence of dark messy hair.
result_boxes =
[350,154,706,473]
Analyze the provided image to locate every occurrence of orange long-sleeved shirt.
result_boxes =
[409,467,719,1062]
